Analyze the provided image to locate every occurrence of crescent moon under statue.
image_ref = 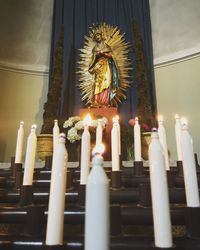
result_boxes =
[78,23,132,108]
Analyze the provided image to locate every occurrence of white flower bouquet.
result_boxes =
[63,115,108,143]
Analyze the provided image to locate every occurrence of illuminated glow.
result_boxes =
[20,121,24,125]
[83,114,92,126]
[135,116,139,122]
[92,143,105,156]
[174,114,179,119]
[31,124,37,129]
[181,117,188,126]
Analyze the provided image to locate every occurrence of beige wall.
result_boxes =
[154,56,200,162]
[1,56,200,162]
[0,0,52,162]
[0,70,48,162]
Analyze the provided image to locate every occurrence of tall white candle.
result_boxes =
[158,116,170,171]
[85,147,109,250]
[46,133,68,245]
[111,119,120,171]
[23,124,37,186]
[134,117,142,161]
[175,114,182,161]
[15,121,24,163]
[80,114,91,185]
[96,120,103,146]
[115,115,121,156]
[149,129,173,248]
[53,119,60,155]
[181,124,200,207]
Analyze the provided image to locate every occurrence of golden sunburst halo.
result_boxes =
[77,22,132,107]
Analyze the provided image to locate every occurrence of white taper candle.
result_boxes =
[149,129,173,248]
[85,149,109,250]
[46,133,68,245]
[111,119,120,171]
[96,120,103,146]
[80,124,91,185]
[115,116,121,156]
[181,124,200,207]
[174,114,182,161]
[15,121,24,163]
[23,124,37,185]
[53,119,60,155]
[134,117,142,161]
[158,116,170,170]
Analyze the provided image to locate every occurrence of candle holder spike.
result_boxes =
[44,155,53,170]
[14,163,23,189]
[10,156,15,172]
[111,171,121,189]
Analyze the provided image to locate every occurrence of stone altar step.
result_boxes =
[0,187,188,204]
[0,233,200,250]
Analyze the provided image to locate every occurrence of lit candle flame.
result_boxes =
[92,143,105,156]
[181,117,188,126]
[174,114,180,120]
[112,117,116,123]
[83,114,92,126]
[31,124,37,129]
[20,121,24,126]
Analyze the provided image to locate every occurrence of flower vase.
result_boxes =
[37,134,53,161]
[141,132,152,160]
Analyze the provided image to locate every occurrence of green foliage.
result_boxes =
[121,123,134,160]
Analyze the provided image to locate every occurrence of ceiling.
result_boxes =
[150,0,200,66]
[0,0,199,73]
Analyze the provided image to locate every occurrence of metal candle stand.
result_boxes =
[111,170,121,189]
[44,156,53,170]
[19,185,34,207]
[133,161,144,176]
[14,163,23,189]
[10,156,15,173]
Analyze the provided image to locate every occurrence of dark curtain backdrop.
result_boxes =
[49,0,155,123]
